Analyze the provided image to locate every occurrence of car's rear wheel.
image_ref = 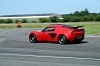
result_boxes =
[29,34,37,43]
[58,34,67,45]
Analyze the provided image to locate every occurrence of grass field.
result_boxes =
[0,22,100,34]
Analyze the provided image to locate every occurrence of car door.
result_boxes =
[43,27,56,41]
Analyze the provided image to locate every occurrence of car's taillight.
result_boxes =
[71,28,84,35]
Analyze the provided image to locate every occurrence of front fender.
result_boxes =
[29,31,43,41]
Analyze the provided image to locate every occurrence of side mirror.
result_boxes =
[42,30,44,32]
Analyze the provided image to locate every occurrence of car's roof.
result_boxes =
[47,24,63,28]
[48,24,73,28]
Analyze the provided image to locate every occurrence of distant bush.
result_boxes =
[0,19,6,23]
[50,16,59,22]
[21,19,28,23]
[39,18,51,23]
[31,20,38,23]
[15,20,20,23]
[94,15,100,21]
[6,19,13,23]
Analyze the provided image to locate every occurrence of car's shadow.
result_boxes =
[66,41,89,45]
[32,41,89,45]
[80,41,89,44]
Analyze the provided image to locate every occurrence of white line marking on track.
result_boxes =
[0,53,100,61]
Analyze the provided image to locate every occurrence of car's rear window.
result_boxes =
[62,25,73,28]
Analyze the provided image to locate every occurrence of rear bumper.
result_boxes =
[71,35,84,43]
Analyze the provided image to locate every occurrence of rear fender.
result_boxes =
[57,31,73,42]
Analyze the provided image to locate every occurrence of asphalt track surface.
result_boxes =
[0,28,100,66]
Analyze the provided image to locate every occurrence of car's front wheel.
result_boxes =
[29,34,37,43]
[58,34,68,45]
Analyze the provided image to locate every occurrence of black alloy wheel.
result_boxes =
[58,34,67,45]
[29,34,37,43]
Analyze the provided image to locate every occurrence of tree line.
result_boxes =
[62,9,100,22]
[0,19,29,23]
[39,9,100,22]
[0,9,100,23]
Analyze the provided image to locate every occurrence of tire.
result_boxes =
[29,34,37,43]
[58,34,67,45]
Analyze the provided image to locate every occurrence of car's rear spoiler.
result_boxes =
[73,26,83,28]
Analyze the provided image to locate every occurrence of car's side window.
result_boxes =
[44,27,55,32]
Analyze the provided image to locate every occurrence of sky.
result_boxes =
[0,0,100,15]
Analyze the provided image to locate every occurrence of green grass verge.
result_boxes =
[0,22,100,34]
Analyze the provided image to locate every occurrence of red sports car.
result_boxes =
[28,24,85,45]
